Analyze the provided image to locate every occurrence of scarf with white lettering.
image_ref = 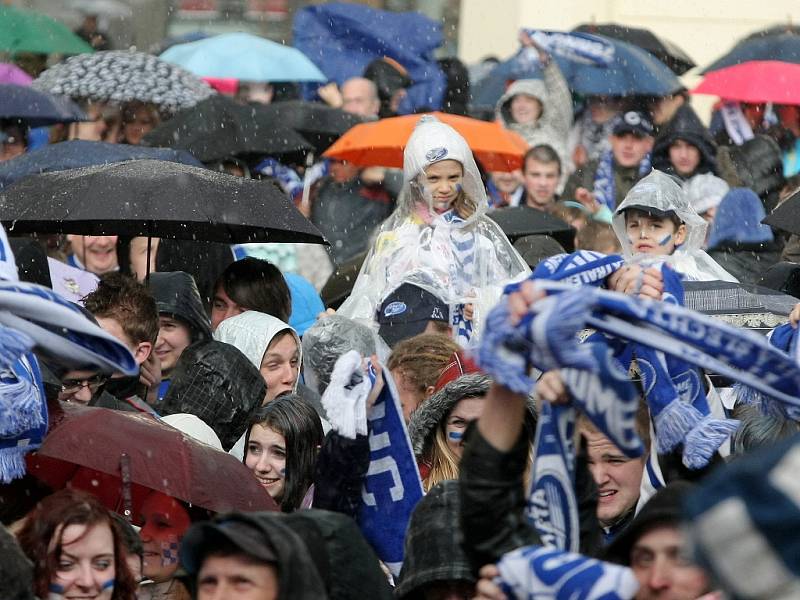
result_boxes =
[357,364,424,576]
[594,148,651,210]
[520,30,616,66]
[496,545,639,600]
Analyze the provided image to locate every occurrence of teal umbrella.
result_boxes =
[160,32,327,83]
[0,6,93,55]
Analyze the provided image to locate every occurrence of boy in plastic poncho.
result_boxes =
[337,116,530,345]
[610,169,738,283]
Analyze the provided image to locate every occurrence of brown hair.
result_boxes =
[387,333,460,398]
[17,489,137,600]
[83,272,159,346]
[576,221,622,253]
[524,144,562,175]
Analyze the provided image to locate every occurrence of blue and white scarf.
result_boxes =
[520,30,616,66]
[357,365,424,576]
[533,250,624,285]
[441,210,478,346]
[496,545,639,600]
[593,149,651,210]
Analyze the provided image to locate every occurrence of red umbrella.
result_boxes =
[27,402,276,523]
[692,60,800,105]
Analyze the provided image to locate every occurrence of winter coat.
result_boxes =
[652,105,718,179]
[495,60,572,169]
[562,157,643,208]
[281,509,392,600]
[708,242,782,286]
[148,271,212,341]
[0,523,35,600]
[395,480,475,599]
[311,176,395,266]
[159,340,266,451]
[312,432,370,519]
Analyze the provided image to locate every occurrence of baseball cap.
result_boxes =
[377,282,450,348]
[180,518,277,575]
[612,110,654,138]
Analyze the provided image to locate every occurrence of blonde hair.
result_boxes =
[387,333,460,396]
[424,425,461,492]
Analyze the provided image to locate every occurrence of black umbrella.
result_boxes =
[321,251,366,309]
[0,159,325,245]
[573,23,696,75]
[702,32,800,73]
[0,84,87,127]
[259,100,364,154]
[763,189,800,235]
[487,207,575,250]
[142,95,313,163]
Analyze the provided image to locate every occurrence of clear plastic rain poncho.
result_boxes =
[612,170,738,282]
[337,116,530,344]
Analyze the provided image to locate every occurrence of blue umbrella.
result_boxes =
[0,141,202,190]
[0,84,87,128]
[160,32,327,83]
[703,33,800,73]
[471,36,683,111]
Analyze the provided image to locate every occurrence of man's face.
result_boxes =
[611,133,653,168]
[668,140,701,177]
[210,285,244,332]
[523,159,560,210]
[491,170,522,195]
[67,235,119,275]
[631,525,711,600]
[341,79,380,117]
[96,316,151,367]
[198,554,279,600]
[58,369,106,404]
[583,428,644,527]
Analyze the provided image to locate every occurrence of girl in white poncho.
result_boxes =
[338,116,529,345]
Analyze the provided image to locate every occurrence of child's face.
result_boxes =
[625,212,686,256]
[422,159,463,214]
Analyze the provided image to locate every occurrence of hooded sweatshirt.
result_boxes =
[494,58,573,170]
[652,105,718,180]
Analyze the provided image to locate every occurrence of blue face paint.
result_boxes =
[448,430,463,442]
[49,583,66,594]
[279,468,286,477]
[101,580,115,590]
[658,233,672,246]
[455,183,463,194]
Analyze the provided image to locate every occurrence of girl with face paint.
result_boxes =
[16,489,138,600]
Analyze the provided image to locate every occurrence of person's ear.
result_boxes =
[134,341,152,366]
[674,223,688,246]
[424,385,436,400]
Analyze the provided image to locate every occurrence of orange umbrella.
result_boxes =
[323,111,528,172]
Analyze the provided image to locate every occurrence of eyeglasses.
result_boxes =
[60,374,108,395]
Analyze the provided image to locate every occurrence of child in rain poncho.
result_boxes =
[611,169,737,282]
[338,116,529,345]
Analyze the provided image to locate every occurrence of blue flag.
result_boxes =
[357,365,424,576]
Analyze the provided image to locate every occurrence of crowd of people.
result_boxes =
[4,9,800,600]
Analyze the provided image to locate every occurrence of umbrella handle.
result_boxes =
[120,452,133,522]
[300,152,316,212]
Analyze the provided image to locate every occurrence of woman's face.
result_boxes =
[422,159,463,214]
[139,491,191,583]
[123,105,159,146]
[68,235,119,275]
[53,522,116,600]
[260,332,300,403]
[128,236,159,281]
[245,424,287,502]
[155,316,192,376]
[444,396,485,458]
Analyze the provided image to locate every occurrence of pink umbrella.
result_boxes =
[0,63,33,86]
[692,60,800,105]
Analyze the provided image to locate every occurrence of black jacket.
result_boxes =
[708,241,782,285]
[312,432,370,519]
[652,105,718,179]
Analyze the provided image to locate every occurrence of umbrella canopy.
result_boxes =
[32,50,215,112]
[471,36,683,110]
[28,402,277,522]
[160,32,327,83]
[0,84,87,128]
[259,100,364,154]
[0,159,326,244]
[692,61,800,105]
[0,5,94,56]
[141,95,312,163]
[321,251,367,309]
[763,188,800,235]
[0,63,33,86]
[0,141,203,190]
[703,32,800,73]
[573,23,696,75]
[486,207,575,247]
[323,111,527,172]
